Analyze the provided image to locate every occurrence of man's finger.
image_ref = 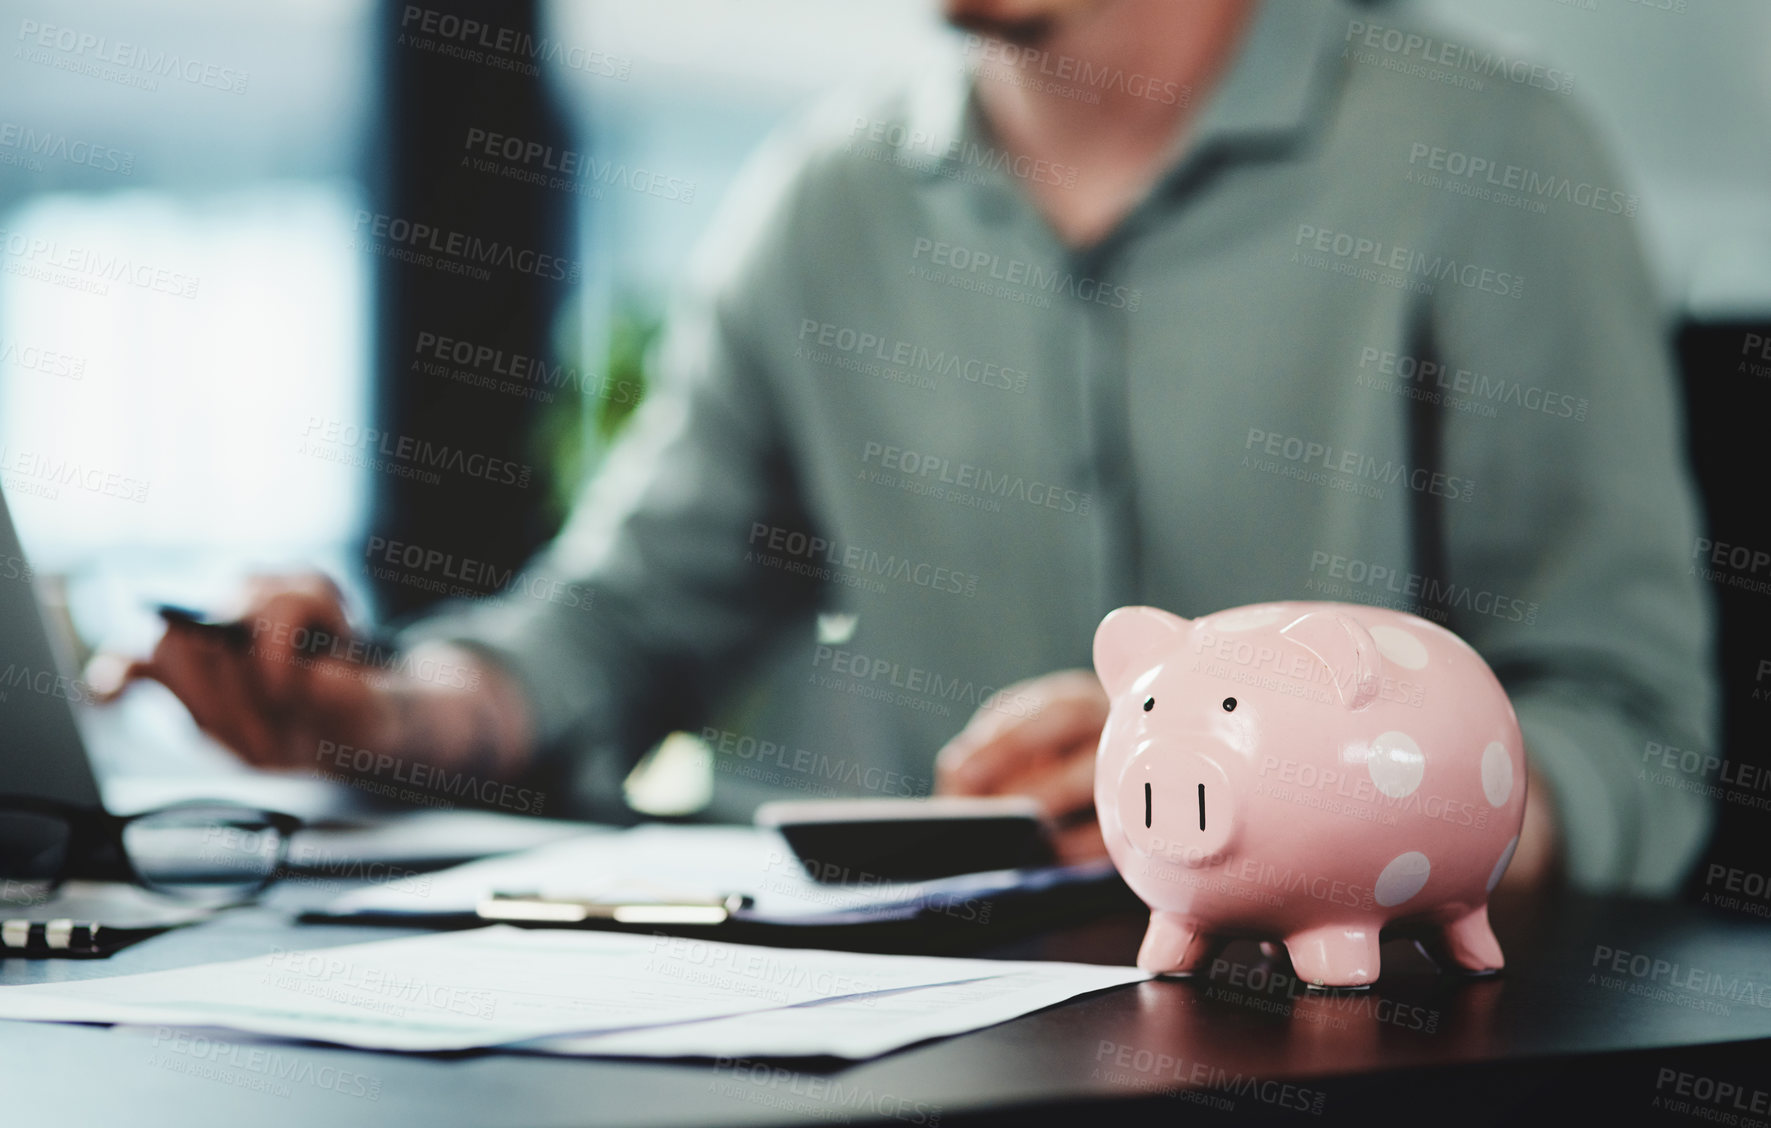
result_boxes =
[144,632,285,766]
[1024,744,1100,821]
[978,741,1098,822]
[245,590,353,704]
[1497,761,1559,894]
[83,652,153,703]
[946,669,1098,743]
[938,692,1106,794]
[238,572,351,624]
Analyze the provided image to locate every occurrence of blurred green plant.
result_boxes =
[531,293,663,528]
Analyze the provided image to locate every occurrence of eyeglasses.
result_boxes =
[0,795,302,906]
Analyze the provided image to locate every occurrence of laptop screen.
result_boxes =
[0,484,104,806]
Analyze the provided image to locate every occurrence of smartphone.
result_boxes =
[755,796,1055,883]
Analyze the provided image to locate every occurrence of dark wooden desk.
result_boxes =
[3,887,1769,1126]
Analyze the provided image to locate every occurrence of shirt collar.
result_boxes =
[1184,0,1344,154]
[904,0,1347,183]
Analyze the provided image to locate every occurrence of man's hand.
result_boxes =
[87,573,380,768]
[1497,760,1561,894]
[935,668,1109,863]
[86,572,532,780]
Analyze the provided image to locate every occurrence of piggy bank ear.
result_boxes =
[1281,610,1381,709]
[1093,606,1190,697]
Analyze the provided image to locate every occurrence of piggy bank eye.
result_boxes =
[1142,697,1155,712]
[1222,697,1237,712]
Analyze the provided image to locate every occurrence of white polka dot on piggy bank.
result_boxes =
[1092,600,1525,987]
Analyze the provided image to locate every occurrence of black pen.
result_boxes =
[154,604,398,663]
[155,604,253,647]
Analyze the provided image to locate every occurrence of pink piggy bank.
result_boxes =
[1092,601,1526,988]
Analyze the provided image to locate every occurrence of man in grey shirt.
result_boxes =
[107,0,1714,895]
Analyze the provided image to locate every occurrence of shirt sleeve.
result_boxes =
[1424,89,1717,894]
[396,137,824,819]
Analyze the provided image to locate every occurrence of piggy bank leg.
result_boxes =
[1283,924,1381,988]
[1137,912,1210,975]
[1436,906,1504,973]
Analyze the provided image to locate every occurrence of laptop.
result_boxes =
[0,484,105,808]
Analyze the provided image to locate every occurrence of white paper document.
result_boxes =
[525,968,1149,1059]
[0,926,1147,1057]
[326,825,1111,926]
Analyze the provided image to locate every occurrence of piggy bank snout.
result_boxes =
[1115,744,1237,867]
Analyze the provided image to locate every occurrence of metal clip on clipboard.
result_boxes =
[475,891,753,926]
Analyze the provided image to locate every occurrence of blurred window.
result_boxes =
[0,0,375,645]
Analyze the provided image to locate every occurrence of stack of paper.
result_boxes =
[325,824,1114,926]
[0,926,1147,1059]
